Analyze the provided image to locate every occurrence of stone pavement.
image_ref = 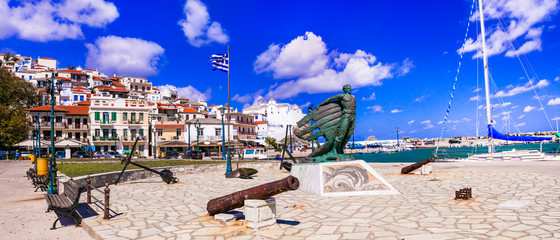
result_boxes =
[0,160,93,240]
[82,161,560,240]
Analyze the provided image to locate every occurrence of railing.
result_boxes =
[92,136,119,141]
[128,120,144,124]
[99,120,112,125]
[40,122,67,128]
[86,177,111,220]
[67,124,89,130]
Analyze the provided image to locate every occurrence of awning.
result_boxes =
[13,139,49,148]
[54,138,87,148]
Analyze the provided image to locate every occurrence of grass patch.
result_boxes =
[58,160,228,178]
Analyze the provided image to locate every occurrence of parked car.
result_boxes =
[92,151,105,158]
[105,151,124,159]
[164,151,181,159]
[72,151,90,158]
[425,140,435,145]
[55,151,66,159]
[448,139,462,144]
[189,150,202,159]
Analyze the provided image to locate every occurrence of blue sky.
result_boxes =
[2,0,560,140]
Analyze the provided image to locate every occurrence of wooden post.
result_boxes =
[104,183,110,220]
[86,176,91,204]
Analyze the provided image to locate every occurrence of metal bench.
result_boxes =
[44,179,84,230]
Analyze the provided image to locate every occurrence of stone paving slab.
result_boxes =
[81,162,560,239]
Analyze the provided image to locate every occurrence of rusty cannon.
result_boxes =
[207,176,299,216]
[401,157,434,174]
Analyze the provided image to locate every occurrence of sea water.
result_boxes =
[353,143,560,163]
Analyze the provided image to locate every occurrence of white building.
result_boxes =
[243,99,305,140]
[37,57,57,69]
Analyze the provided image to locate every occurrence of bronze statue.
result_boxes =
[294,84,356,162]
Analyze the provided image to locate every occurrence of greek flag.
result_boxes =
[210,54,229,72]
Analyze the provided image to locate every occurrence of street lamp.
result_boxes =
[187,121,191,155]
[219,107,231,174]
[396,127,399,147]
[45,72,63,195]
[194,119,201,159]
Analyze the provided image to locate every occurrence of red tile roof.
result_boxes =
[182,108,200,113]
[97,87,128,92]
[152,88,160,91]
[38,57,55,60]
[255,121,267,124]
[208,104,217,107]
[60,106,89,115]
[156,124,184,129]
[59,69,86,75]
[76,101,90,106]
[112,81,125,87]
[28,105,67,112]
[55,76,71,81]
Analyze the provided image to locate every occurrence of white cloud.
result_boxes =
[178,0,228,47]
[397,58,414,76]
[523,106,536,112]
[414,95,427,103]
[501,111,511,116]
[472,88,482,93]
[367,105,383,113]
[409,130,417,133]
[493,79,549,98]
[0,0,118,42]
[552,116,560,121]
[391,109,403,113]
[255,32,406,99]
[362,92,376,101]
[233,90,265,105]
[408,120,415,124]
[555,76,560,82]
[516,122,526,127]
[462,0,558,58]
[519,114,525,119]
[420,120,434,129]
[548,97,560,105]
[156,84,211,101]
[470,95,481,101]
[85,36,165,77]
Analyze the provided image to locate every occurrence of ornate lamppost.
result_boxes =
[194,119,201,159]
[187,121,191,155]
[219,107,231,174]
[45,72,63,195]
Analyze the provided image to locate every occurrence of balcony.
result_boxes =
[40,122,67,128]
[67,124,89,130]
[42,136,63,141]
[128,120,144,124]
[99,120,113,125]
[92,136,119,141]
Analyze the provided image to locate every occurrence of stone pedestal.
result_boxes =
[244,198,276,229]
[290,160,399,197]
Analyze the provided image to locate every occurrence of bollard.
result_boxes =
[104,183,110,220]
[86,176,91,204]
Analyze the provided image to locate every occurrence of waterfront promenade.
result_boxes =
[1,160,560,239]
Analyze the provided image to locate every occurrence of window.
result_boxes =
[122,112,127,122]
[103,112,109,123]
[111,112,117,121]
[68,118,73,124]
[83,132,87,139]
[95,129,100,137]
[215,128,222,136]
[56,131,62,137]
[139,113,144,122]
[157,129,162,137]
[103,129,109,137]
[83,118,88,125]
[131,113,136,122]
[80,96,84,101]
[139,145,144,152]
[131,129,137,137]
[124,145,129,150]
[74,95,78,101]
[177,128,181,137]
[55,116,62,122]
[197,128,203,136]
[111,129,117,137]
[139,129,144,137]
[123,129,128,138]
[68,133,72,139]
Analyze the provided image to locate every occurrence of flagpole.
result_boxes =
[227,45,232,172]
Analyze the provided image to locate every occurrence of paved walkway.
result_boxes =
[82,161,560,240]
[0,160,92,240]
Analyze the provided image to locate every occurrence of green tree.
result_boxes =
[0,69,42,149]
[265,137,278,151]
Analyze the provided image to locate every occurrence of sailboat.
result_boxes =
[440,0,553,161]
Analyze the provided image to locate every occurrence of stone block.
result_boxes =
[214,213,236,222]
[245,199,266,208]
[247,218,276,230]
[421,165,433,175]
[290,160,400,196]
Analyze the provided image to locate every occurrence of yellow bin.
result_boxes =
[37,158,49,175]
[161,152,165,158]
[30,154,36,163]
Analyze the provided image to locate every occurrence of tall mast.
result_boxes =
[478,0,493,154]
